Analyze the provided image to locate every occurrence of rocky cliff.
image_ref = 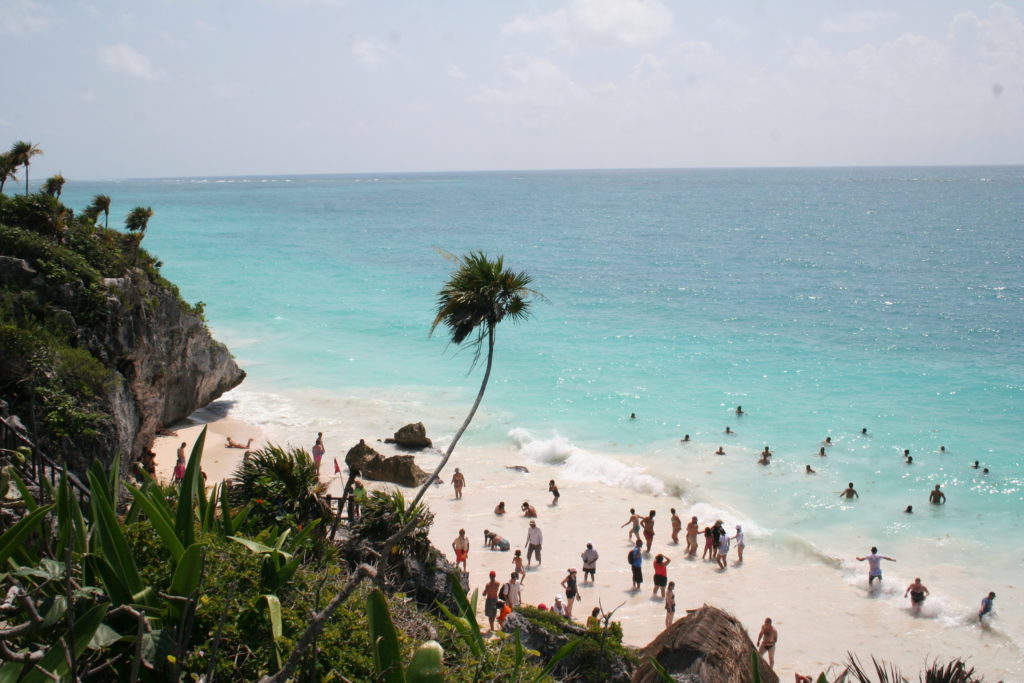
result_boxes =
[0,190,244,476]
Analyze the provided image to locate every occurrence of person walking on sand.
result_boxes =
[512,550,525,583]
[561,568,579,618]
[173,443,187,483]
[503,573,522,608]
[628,540,644,590]
[904,577,929,614]
[580,543,599,582]
[929,484,946,504]
[549,479,560,505]
[641,510,657,552]
[732,525,745,563]
[670,508,681,544]
[840,482,859,500]
[664,581,676,629]
[621,508,641,542]
[979,591,996,621]
[311,432,325,472]
[483,571,501,631]
[452,529,470,572]
[856,547,895,585]
[525,520,543,567]
[452,468,466,499]
[652,554,671,597]
[756,618,778,669]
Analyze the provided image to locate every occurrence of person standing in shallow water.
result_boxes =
[621,508,641,542]
[580,543,599,582]
[628,540,644,590]
[840,482,859,500]
[685,516,699,555]
[664,581,676,629]
[652,554,671,596]
[670,508,681,544]
[929,484,946,504]
[979,592,996,621]
[548,480,560,505]
[451,467,466,499]
[641,510,657,552]
[452,529,470,572]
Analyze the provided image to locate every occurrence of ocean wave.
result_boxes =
[508,427,667,495]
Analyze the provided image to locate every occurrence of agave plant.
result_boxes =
[230,444,329,532]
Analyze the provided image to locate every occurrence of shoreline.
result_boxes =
[155,403,1023,680]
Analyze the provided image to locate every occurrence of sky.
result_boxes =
[2,0,1023,179]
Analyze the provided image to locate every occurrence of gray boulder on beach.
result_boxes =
[384,422,433,450]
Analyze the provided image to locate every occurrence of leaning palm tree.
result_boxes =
[380,251,539,558]
[124,206,153,234]
[0,152,17,194]
[10,141,42,195]
[93,194,111,228]
[42,173,65,198]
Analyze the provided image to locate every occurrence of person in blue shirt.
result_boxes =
[628,540,644,591]
[979,592,996,621]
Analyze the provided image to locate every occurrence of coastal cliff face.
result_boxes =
[93,271,245,471]
[0,191,244,476]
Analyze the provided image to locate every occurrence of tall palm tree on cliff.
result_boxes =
[382,251,539,554]
[10,141,42,195]
[0,152,17,195]
[93,194,111,228]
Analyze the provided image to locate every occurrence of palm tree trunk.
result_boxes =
[24,163,29,195]
[378,325,495,563]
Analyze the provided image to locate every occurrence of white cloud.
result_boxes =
[0,0,50,34]
[504,0,673,47]
[820,11,899,34]
[97,43,160,80]
[446,64,467,80]
[475,56,585,107]
[351,36,399,70]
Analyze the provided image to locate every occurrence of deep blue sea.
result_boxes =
[60,166,1023,603]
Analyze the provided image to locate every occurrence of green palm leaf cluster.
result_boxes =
[431,250,537,366]
[230,444,329,531]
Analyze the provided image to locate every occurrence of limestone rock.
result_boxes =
[345,439,429,487]
[631,605,778,683]
[385,422,433,450]
[502,611,634,683]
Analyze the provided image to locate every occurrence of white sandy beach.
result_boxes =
[153,407,1022,681]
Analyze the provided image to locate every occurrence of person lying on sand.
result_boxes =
[226,437,254,449]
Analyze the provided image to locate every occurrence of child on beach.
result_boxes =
[549,480,560,505]
[513,549,525,583]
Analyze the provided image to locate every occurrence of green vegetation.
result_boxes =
[0,142,203,460]
[229,445,329,533]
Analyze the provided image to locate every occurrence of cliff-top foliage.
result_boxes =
[0,141,198,453]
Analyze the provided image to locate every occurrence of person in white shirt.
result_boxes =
[525,520,543,566]
[580,543,599,582]
[732,525,745,563]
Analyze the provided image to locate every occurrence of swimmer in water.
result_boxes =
[823,436,832,446]
[906,456,914,464]
[860,427,868,435]
[806,465,816,474]
[840,482,859,500]
[630,413,636,419]
[725,426,733,435]
[929,485,946,505]
[982,468,990,475]
[680,434,690,442]
[939,446,946,453]
[817,447,826,456]
[494,501,506,515]
[904,505,913,513]
[735,406,744,415]
[972,460,980,469]
[760,446,772,458]
[715,446,726,455]
[903,449,910,459]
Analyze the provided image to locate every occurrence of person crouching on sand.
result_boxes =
[494,501,506,515]
[521,501,538,517]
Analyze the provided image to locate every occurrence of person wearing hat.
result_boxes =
[524,520,543,566]
[580,543,599,582]
[552,594,566,616]
[560,568,579,618]
[483,570,501,631]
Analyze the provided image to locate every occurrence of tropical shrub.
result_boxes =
[229,444,329,533]
[352,487,435,559]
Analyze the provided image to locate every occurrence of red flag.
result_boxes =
[333,458,341,475]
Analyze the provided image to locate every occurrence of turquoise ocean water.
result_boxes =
[61,167,1022,625]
